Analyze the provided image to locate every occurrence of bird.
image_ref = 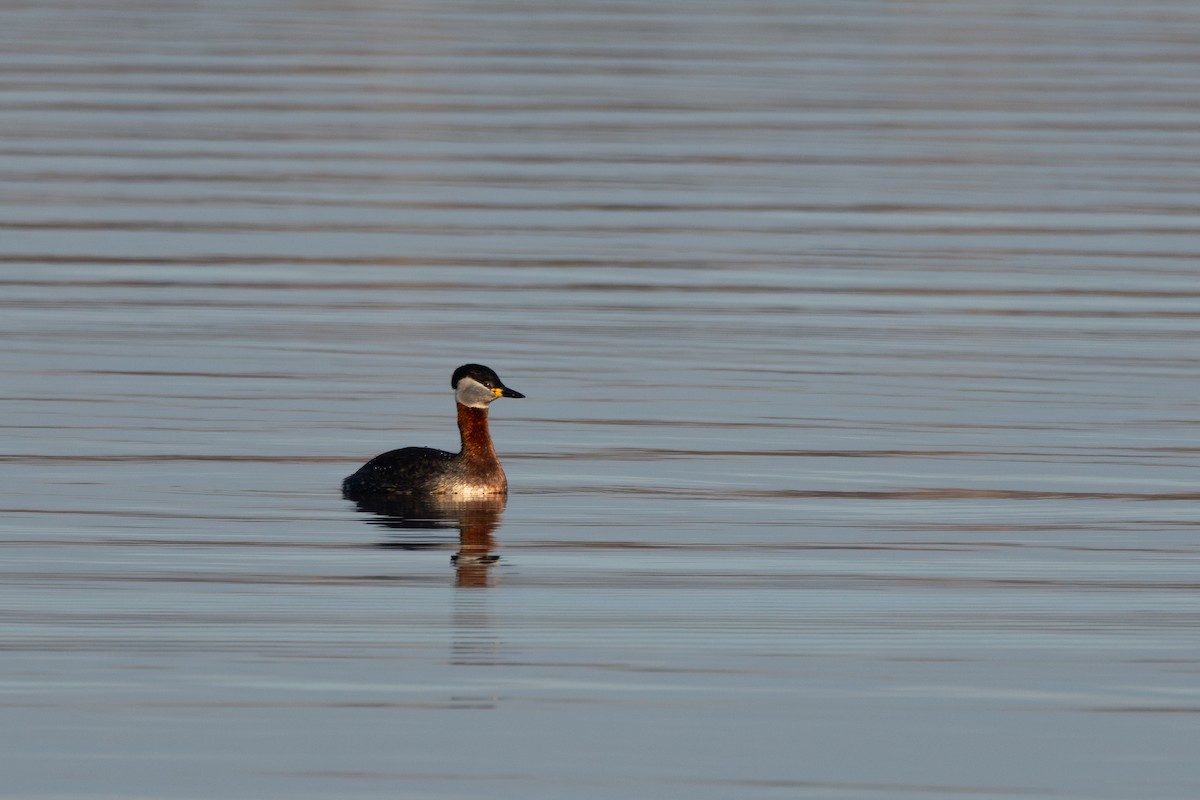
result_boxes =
[342,364,524,501]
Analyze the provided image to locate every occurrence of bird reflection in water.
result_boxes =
[355,494,505,587]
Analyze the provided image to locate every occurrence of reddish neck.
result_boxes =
[456,403,498,464]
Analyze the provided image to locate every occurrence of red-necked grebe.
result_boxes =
[342,364,524,500]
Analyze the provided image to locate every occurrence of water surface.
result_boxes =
[2,1,1200,798]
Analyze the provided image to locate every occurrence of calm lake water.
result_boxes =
[3,1,1200,798]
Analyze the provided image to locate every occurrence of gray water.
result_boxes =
[3,1,1200,798]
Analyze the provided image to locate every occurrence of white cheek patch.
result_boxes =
[455,376,497,408]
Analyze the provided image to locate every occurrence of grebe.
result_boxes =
[342,364,524,500]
